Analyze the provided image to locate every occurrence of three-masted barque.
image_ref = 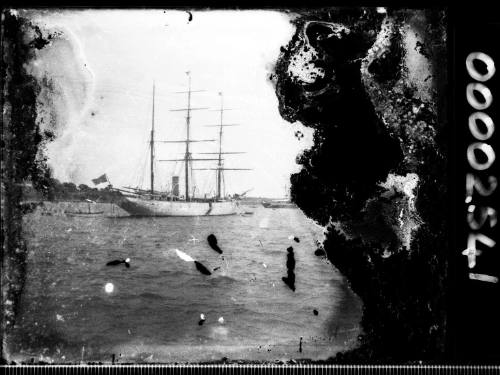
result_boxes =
[115,73,250,216]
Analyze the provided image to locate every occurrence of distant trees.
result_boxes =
[22,178,120,202]
[62,182,77,192]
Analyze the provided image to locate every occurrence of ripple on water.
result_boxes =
[11,206,362,362]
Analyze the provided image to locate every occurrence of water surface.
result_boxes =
[8,205,362,363]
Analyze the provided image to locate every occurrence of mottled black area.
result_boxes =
[367,28,403,82]
[273,8,448,362]
[313,309,319,316]
[1,11,56,360]
[194,261,211,276]
[274,10,402,225]
[207,233,223,254]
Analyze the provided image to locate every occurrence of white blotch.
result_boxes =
[379,173,419,210]
[288,235,294,240]
[66,228,72,232]
[125,257,130,263]
[376,7,387,14]
[378,174,421,250]
[469,273,499,283]
[404,24,434,102]
[104,282,114,293]
[128,329,131,335]
[259,217,269,228]
[262,263,267,268]
[398,208,404,227]
[200,313,206,321]
[56,314,65,322]
[174,249,195,262]
[218,316,224,324]
[210,326,229,337]
[287,45,324,85]
[28,25,96,184]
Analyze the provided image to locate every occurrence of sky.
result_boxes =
[26,9,313,198]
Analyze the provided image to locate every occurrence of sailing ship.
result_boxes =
[115,74,250,216]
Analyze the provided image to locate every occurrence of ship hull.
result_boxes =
[118,196,240,216]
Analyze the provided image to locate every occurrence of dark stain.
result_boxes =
[281,246,296,291]
[2,10,56,338]
[273,8,449,362]
[274,12,403,226]
[207,234,223,254]
[194,261,211,275]
[106,259,130,268]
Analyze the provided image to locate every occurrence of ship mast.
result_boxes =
[160,72,216,201]
[159,80,250,200]
[185,74,192,200]
[217,93,224,199]
[196,92,250,199]
[150,82,155,195]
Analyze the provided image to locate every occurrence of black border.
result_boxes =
[1,3,500,369]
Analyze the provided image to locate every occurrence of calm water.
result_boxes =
[9,205,362,363]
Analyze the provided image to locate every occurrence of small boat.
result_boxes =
[262,185,296,208]
[261,200,296,209]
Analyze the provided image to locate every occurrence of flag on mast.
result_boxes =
[92,174,108,185]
